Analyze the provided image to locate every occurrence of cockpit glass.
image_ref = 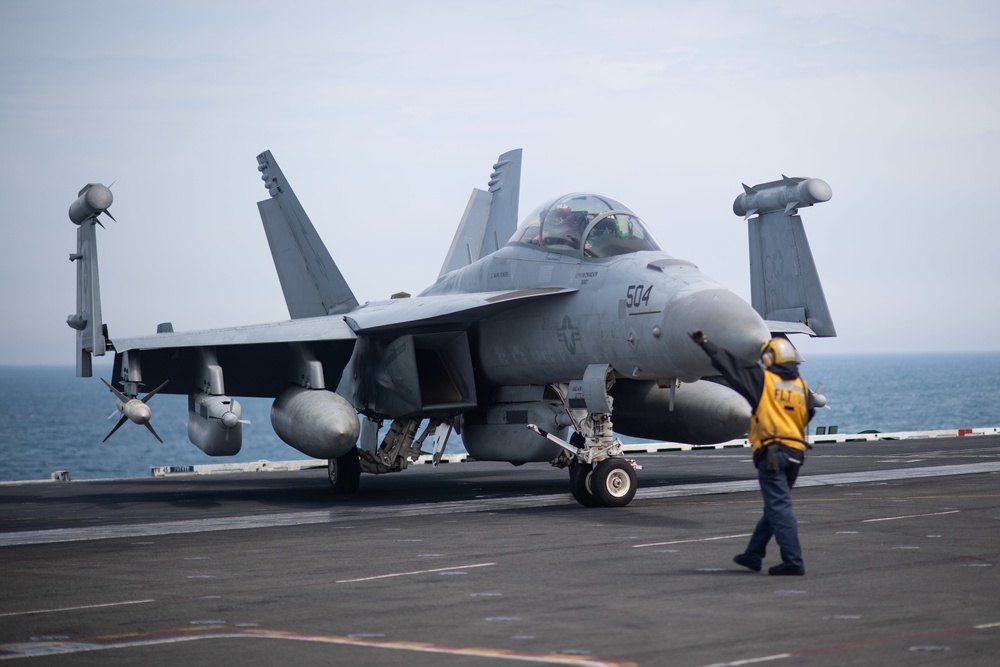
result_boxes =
[509,193,661,257]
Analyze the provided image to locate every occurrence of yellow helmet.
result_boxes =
[760,337,800,365]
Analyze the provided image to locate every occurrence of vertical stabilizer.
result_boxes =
[438,149,522,276]
[478,149,521,260]
[67,183,114,377]
[439,188,492,277]
[734,176,836,337]
[256,151,358,318]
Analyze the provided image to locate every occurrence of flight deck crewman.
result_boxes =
[689,330,815,576]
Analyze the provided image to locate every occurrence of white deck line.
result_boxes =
[1,427,996,486]
[3,461,1000,548]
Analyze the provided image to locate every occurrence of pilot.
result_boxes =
[559,210,589,248]
[544,208,587,249]
[689,330,815,576]
[537,206,568,244]
[530,206,567,246]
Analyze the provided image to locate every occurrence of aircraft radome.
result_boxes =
[68,150,834,507]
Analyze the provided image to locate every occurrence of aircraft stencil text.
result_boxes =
[626,285,652,308]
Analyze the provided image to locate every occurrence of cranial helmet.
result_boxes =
[760,337,799,365]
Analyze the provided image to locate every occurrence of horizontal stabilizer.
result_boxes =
[256,151,358,319]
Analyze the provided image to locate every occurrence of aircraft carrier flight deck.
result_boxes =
[2,433,999,666]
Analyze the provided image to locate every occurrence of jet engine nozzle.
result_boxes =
[662,288,771,380]
[69,184,114,225]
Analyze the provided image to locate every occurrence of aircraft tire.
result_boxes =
[569,463,602,507]
[592,458,637,507]
[328,447,361,494]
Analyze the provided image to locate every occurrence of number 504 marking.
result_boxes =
[626,284,652,308]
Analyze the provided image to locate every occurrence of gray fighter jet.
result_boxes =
[67,149,834,507]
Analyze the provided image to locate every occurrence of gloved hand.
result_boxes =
[689,329,707,346]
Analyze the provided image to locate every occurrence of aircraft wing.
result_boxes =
[738,176,836,337]
[345,287,576,334]
[113,317,357,351]
[108,287,576,398]
[110,317,358,398]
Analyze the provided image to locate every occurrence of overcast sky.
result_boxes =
[2,0,998,365]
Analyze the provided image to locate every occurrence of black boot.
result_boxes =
[733,554,761,572]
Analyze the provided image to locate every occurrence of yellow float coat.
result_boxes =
[749,371,809,451]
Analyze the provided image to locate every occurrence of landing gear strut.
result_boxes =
[530,366,641,507]
[328,417,448,494]
[532,414,641,507]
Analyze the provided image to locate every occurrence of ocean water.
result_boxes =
[1,354,998,482]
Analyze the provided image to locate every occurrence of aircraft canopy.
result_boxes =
[508,193,661,258]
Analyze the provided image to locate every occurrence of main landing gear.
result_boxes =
[328,446,361,494]
[327,417,448,495]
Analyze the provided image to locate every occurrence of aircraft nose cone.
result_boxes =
[663,288,771,379]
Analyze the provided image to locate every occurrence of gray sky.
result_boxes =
[2,0,998,364]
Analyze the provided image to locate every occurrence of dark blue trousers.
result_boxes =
[743,447,803,568]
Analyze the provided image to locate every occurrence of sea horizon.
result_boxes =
[2,353,998,482]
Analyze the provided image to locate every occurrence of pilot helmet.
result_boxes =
[760,337,800,365]
[547,206,571,220]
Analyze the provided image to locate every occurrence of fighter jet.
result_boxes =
[67,149,834,507]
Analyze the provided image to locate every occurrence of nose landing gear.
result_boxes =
[568,457,639,507]
[530,366,642,507]
[529,411,641,508]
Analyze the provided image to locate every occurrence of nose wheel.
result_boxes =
[569,463,601,507]
[570,458,638,507]
[591,458,637,507]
